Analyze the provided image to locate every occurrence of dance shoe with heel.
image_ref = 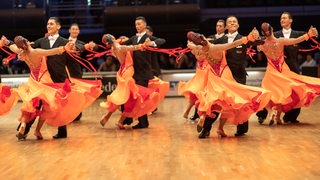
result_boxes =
[16,124,26,141]
[100,115,108,127]
[269,111,276,126]
[115,122,125,129]
[197,116,205,132]
[34,131,43,140]
[216,129,227,138]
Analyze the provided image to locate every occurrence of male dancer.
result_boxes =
[68,23,96,121]
[122,16,164,129]
[212,16,250,136]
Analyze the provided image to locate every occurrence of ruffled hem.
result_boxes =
[197,72,271,125]
[178,66,209,101]
[0,85,19,116]
[148,76,169,100]
[122,85,160,118]
[263,65,320,112]
[17,77,102,126]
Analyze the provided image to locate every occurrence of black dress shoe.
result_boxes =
[198,129,210,139]
[258,117,265,124]
[291,120,300,123]
[283,119,290,123]
[132,123,148,129]
[52,134,67,139]
[234,132,245,137]
[190,115,199,121]
[123,118,133,125]
[283,119,300,123]
[73,112,82,121]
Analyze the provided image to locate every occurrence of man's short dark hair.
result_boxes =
[146,26,153,33]
[226,15,238,22]
[136,16,147,23]
[70,23,79,28]
[49,17,61,25]
[217,19,226,27]
[282,11,292,19]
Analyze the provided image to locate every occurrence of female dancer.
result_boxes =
[178,43,209,120]
[257,22,319,125]
[0,37,19,115]
[5,36,102,140]
[185,29,271,138]
[99,34,168,129]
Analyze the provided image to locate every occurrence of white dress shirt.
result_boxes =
[226,31,238,43]
[48,34,59,48]
[282,28,292,39]
[136,31,146,43]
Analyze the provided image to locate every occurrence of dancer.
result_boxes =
[5,35,101,140]
[67,23,97,121]
[257,22,319,125]
[121,16,167,129]
[184,19,226,121]
[178,44,209,120]
[30,17,85,139]
[213,16,252,136]
[186,28,271,138]
[257,12,312,124]
[99,34,168,129]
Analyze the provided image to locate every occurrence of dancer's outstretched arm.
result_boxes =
[207,27,259,52]
[279,26,318,46]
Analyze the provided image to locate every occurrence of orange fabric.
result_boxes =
[100,51,168,118]
[16,57,102,126]
[0,84,19,116]
[148,76,170,101]
[195,53,271,125]
[262,55,320,112]
[178,59,209,102]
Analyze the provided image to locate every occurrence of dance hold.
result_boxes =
[257,22,319,125]
[184,29,271,138]
[4,35,102,140]
[99,34,169,129]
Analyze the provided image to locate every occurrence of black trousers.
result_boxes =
[203,112,220,132]
[256,108,300,122]
[283,108,301,121]
[256,108,268,119]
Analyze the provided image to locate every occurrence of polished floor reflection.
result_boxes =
[1,97,320,179]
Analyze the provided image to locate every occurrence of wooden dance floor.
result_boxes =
[1,97,320,179]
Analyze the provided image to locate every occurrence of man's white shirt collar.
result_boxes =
[227,31,238,43]
[282,28,292,38]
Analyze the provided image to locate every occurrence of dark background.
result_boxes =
[0,0,319,48]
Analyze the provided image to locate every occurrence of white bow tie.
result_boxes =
[226,33,237,39]
[283,29,291,34]
[48,36,56,41]
[136,33,144,37]
[69,38,76,42]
